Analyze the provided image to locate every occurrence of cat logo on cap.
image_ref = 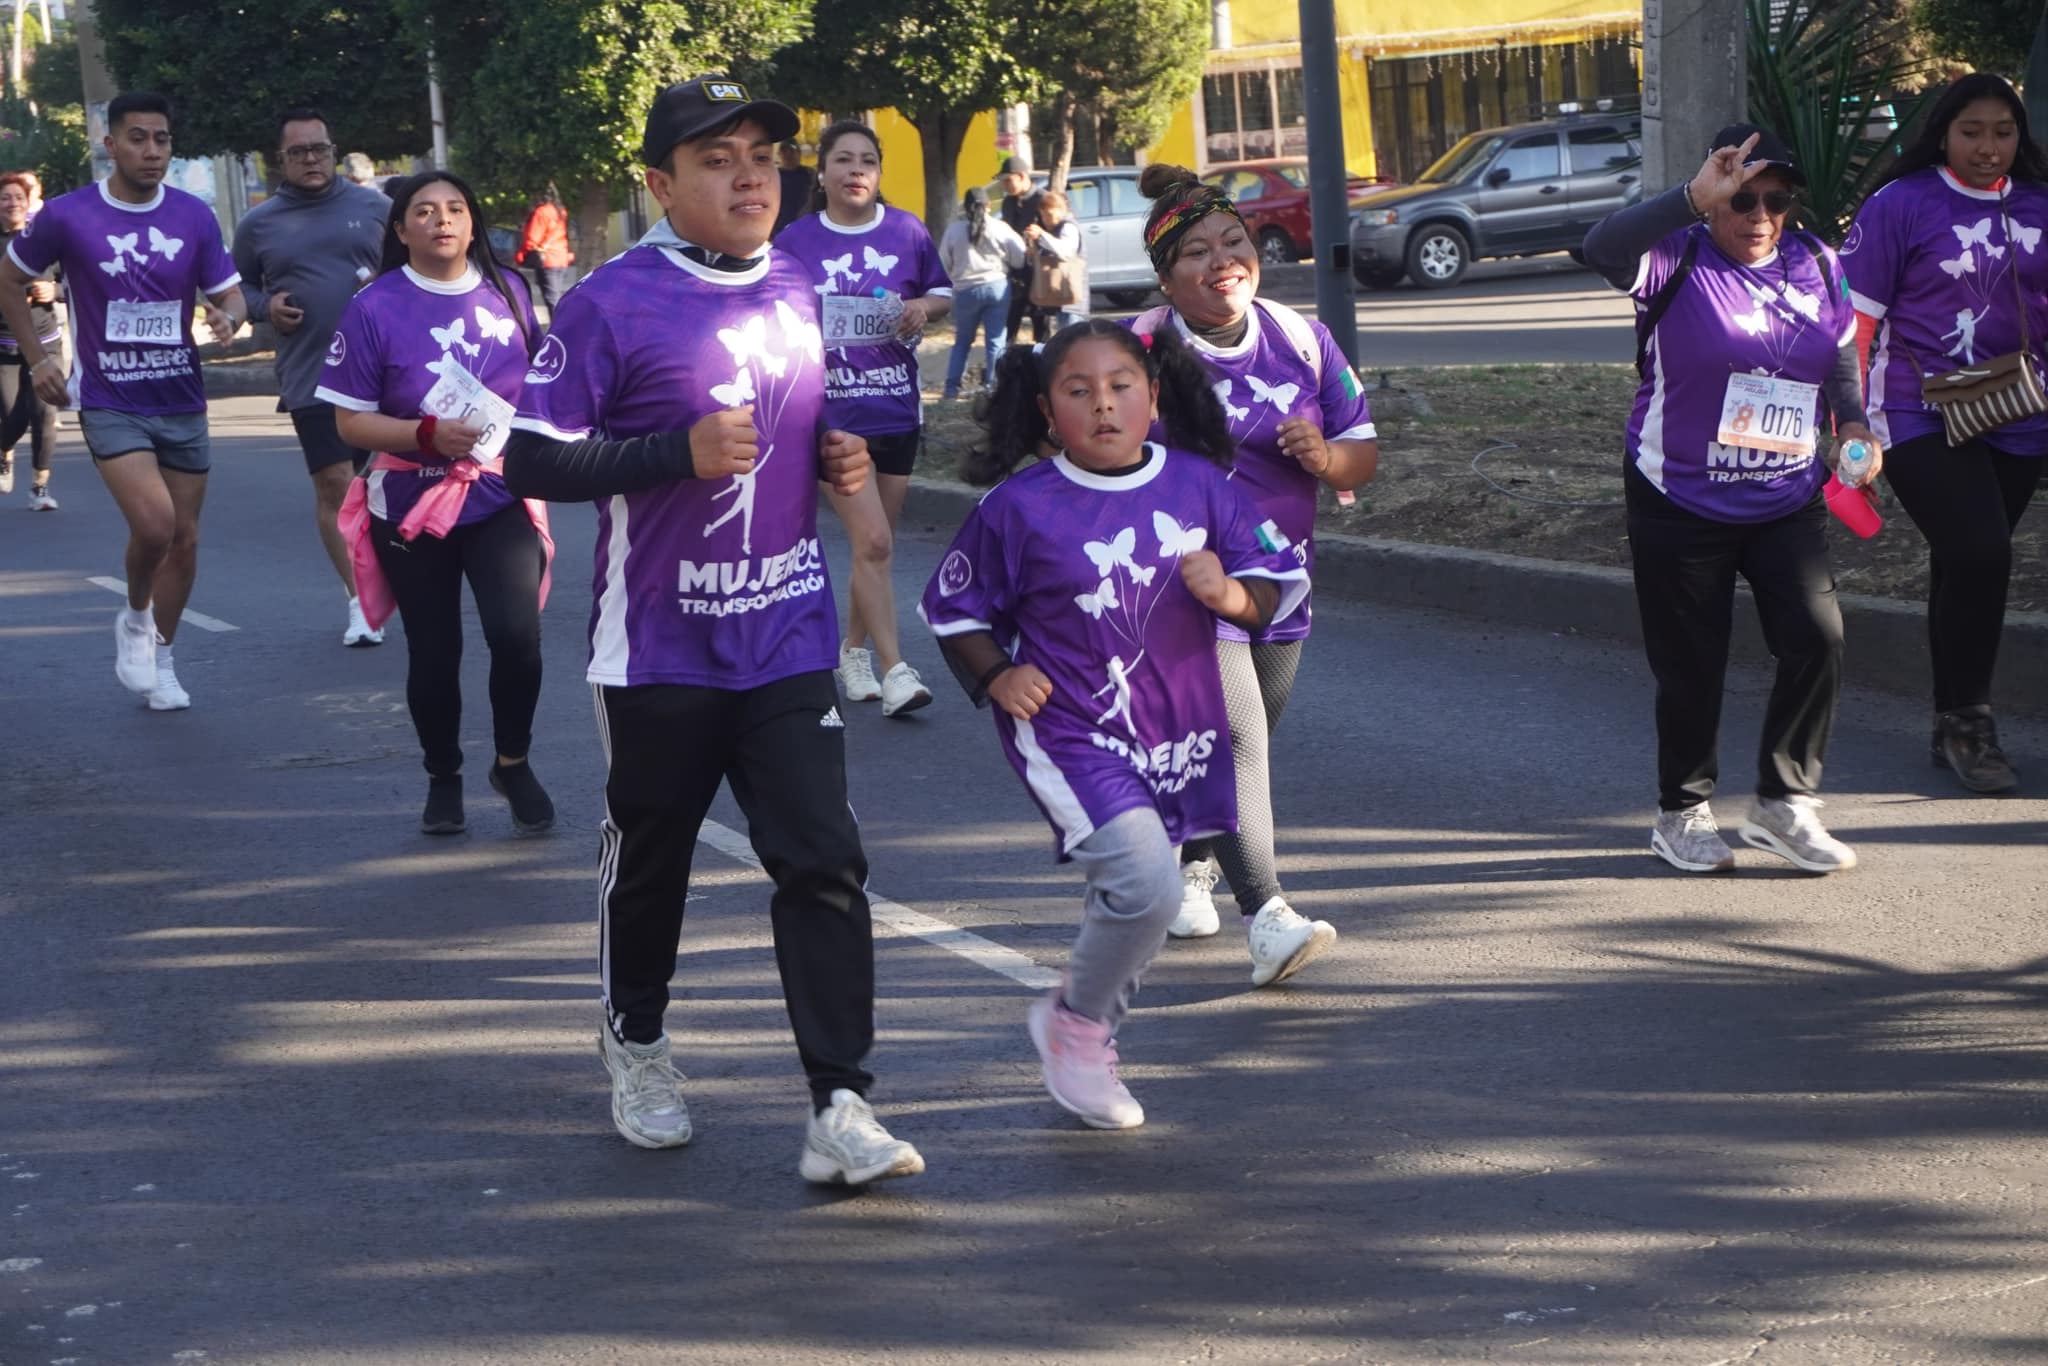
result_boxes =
[705,81,748,102]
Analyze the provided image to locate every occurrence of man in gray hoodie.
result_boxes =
[232,106,391,646]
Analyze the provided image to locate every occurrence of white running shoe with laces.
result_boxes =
[799,1089,926,1185]
[147,646,191,711]
[343,596,384,647]
[28,485,56,511]
[1740,795,1857,873]
[836,644,882,702]
[879,660,933,717]
[0,455,13,494]
[598,1029,692,1149]
[1246,896,1336,987]
[1650,801,1735,872]
[114,606,157,694]
[1027,992,1144,1129]
[1169,858,1221,938]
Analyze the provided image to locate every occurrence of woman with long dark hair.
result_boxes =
[937,185,1025,399]
[777,120,953,718]
[317,171,556,837]
[1842,73,2048,793]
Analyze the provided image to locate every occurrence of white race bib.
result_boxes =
[420,361,516,461]
[104,299,183,346]
[820,292,902,345]
[1716,372,1819,460]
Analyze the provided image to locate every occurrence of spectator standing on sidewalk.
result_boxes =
[937,185,1025,399]
[998,155,1047,345]
[231,105,392,647]
[517,184,575,312]
[771,140,815,239]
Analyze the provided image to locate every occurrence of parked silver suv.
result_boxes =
[1348,113,1642,289]
[1013,166,1160,307]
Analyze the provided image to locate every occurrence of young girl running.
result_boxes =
[777,120,951,717]
[919,321,1308,1129]
[318,171,555,838]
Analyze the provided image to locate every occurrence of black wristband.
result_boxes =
[975,659,1014,694]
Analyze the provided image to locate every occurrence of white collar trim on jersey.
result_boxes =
[1054,442,1167,491]
[98,179,165,214]
[402,264,481,295]
[653,245,771,286]
[1939,166,2009,202]
[1172,303,1263,362]
[817,205,886,236]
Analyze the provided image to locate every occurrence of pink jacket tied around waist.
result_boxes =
[337,451,555,631]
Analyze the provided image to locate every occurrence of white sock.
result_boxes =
[155,642,173,668]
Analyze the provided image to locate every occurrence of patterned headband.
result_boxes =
[1144,187,1244,270]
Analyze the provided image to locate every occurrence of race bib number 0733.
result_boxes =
[105,299,183,346]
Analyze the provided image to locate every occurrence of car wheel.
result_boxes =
[1352,263,1403,290]
[1405,225,1469,289]
[1104,288,1153,309]
[1257,228,1297,265]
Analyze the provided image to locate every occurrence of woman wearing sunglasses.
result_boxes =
[1581,123,1877,876]
[1840,73,2048,795]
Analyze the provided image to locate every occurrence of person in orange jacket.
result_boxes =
[517,183,575,310]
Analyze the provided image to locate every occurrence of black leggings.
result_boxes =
[0,351,55,474]
[370,502,544,779]
[1881,430,2043,713]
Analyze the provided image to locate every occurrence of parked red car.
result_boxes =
[1202,159,1395,264]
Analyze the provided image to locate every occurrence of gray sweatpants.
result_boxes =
[1063,807,1183,1030]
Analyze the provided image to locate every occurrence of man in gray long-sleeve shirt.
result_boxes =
[231,105,390,647]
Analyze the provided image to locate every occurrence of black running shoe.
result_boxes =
[1932,705,2019,794]
[489,759,555,836]
[421,775,466,835]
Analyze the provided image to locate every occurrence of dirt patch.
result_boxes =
[907,335,2048,614]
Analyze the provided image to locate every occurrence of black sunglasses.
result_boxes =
[1730,189,1796,215]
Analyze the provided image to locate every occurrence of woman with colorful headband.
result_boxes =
[1131,163,1378,987]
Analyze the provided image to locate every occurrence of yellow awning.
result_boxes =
[1223,1,1637,61]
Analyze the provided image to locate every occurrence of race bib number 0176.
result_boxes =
[1717,372,1819,460]
[105,299,183,345]
[821,292,902,344]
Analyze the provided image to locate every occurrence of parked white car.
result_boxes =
[1000,166,1160,307]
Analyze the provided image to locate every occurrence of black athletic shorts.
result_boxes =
[864,429,921,479]
[290,403,369,475]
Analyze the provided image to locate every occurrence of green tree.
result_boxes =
[1023,0,1206,188]
[772,0,1036,233]
[447,0,810,263]
[1910,0,2039,76]
[5,22,90,193]
[94,0,431,158]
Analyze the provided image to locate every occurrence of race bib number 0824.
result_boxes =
[821,293,901,344]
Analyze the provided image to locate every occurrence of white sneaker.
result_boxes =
[799,1089,925,1185]
[836,644,882,702]
[1650,801,1735,873]
[1740,795,1857,873]
[1169,859,1221,938]
[113,606,157,694]
[342,596,384,647]
[146,646,190,711]
[879,660,933,717]
[28,485,56,511]
[1246,896,1336,987]
[0,455,13,494]
[598,1029,692,1149]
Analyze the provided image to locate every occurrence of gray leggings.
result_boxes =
[1181,638,1303,915]
[1064,808,1182,1030]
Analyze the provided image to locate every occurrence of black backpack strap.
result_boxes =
[1634,233,1699,379]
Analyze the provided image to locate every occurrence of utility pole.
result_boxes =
[1641,0,1745,193]
[428,41,448,168]
[1297,0,1357,367]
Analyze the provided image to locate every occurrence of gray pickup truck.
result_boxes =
[1349,113,1643,289]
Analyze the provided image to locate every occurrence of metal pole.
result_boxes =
[428,43,448,169]
[1297,0,1357,367]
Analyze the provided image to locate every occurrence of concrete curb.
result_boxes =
[901,475,2048,717]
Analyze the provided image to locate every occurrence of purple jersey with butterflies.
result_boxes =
[919,446,1308,859]
[1842,167,2048,455]
[7,181,239,414]
[775,206,951,436]
[510,243,838,690]
[1625,225,1856,522]
[315,266,536,528]
[1140,300,1373,643]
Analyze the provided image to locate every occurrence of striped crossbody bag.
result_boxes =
[1898,193,2048,445]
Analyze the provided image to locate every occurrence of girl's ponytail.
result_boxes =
[962,344,1052,485]
[1146,326,1235,469]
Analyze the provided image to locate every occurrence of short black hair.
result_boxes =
[656,114,752,174]
[276,106,328,144]
[107,91,172,134]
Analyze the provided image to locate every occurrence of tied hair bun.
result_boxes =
[1139,162,1202,201]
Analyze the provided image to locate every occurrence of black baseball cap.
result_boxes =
[1000,155,1030,175]
[640,76,799,167]
[1707,122,1806,185]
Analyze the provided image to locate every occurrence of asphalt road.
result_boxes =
[4,400,2047,1364]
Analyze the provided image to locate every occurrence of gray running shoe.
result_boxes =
[799,1089,924,1185]
[1740,795,1856,873]
[598,1028,692,1149]
[1650,802,1734,872]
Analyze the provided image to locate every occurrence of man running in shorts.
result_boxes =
[502,77,924,1187]
[0,91,244,709]
[232,105,391,646]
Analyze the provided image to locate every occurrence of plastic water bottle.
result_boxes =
[1837,438,1874,486]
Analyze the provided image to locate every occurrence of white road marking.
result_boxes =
[85,577,239,632]
[695,818,1059,990]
